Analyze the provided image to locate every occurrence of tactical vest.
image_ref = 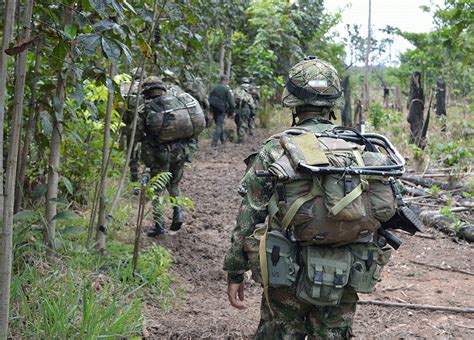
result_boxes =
[145,93,205,143]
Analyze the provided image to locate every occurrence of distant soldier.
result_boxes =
[185,77,211,127]
[209,75,235,148]
[248,77,261,136]
[139,76,205,236]
[162,69,184,95]
[233,78,256,143]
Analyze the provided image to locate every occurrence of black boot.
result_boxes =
[170,207,183,231]
[147,222,165,237]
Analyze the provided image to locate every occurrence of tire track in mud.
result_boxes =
[142,129,474,339]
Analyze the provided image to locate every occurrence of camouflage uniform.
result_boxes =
[224,59,358,338]
[248,78,261,136]
[234,82,256,143]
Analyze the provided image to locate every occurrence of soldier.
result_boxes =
[224,58,401,338]
[209,75,235,148]
[139,76,202,237]
[233,78,256,143]
[185,77,211,127]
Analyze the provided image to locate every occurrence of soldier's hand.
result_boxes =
[227,282,246,310]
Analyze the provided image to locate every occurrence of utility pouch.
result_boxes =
[348,244,392,293]
[265,231,299,287]
[296,246,352,306]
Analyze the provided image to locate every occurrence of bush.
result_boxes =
[368,103,401,129]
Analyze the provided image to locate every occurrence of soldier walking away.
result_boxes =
[224,58,419,338]
[233,77,256,143]
[209,75,235,149]
[138,76,205,237]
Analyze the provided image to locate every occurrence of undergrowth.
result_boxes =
[9,206,174,338]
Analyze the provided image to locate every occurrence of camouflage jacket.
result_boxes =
[223,116,333,283]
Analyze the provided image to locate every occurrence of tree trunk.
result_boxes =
[435,77,446,118]
[0,1,30,337]
[226,30,232,78]
[219,30,226,76]
[363,0,372,120]
[15,39,41,212]
[96,63,116,254]
[383,87,389,109]
[341,75,352,127]
[407,71,424,146]
[353,98,363,131]
[44,8,72,248]
[394,86,402,112]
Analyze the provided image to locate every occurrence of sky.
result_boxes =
[324,0,444,65]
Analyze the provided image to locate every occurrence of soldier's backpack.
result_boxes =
[145,92,205,142]
[255,127,404,309]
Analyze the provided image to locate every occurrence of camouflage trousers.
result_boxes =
[129,141,141,183]
[235,108,251,143]
[141,140,196,225]
[254,286,358,340]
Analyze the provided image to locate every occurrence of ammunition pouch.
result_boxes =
[348,244,391,293]
[296,246,351,306]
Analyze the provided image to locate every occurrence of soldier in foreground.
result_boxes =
[233,77,256,143]
[224,58,418,338]
[138,76,205,236]
[209,75,235,149]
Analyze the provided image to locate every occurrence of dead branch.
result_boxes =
[402,175,464,190]
[404,186,431,197]
[414,233,436,240]
[358,300,474,313]
[409,259,474,276]
[419,210,474,242]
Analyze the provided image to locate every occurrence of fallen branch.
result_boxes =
[409,259,474,276]
[402,175,464,190]
[414,232,436,240]
[358,300,474,313]
[418,210,474,242]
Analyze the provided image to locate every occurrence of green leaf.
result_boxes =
[63,226,86,236]
[77,34,101,55]
[13,210,36,221]
[89,0,107,17]
[64,24,78,39]
[114,39,132,63]
[101,37,121,63]
[61,177,74,195]
[51,41,67,67]
[52,211,80,221]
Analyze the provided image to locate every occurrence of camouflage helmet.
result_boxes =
[282,57,343,108]
[142,76,166,94]
[240,77,250,84]
[163,69,178,82]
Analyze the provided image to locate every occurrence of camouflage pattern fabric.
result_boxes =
[141,139,197,225]
[223,116,361,338]
[234,85,256,143]
[255,286,357,339]
[282,59,344,109]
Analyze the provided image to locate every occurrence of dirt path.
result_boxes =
[142,129,474,339]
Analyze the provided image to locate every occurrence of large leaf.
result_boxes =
[93,19,121,33]
[114,39,132,63]
[13,210,36,221]
[101,37,121,63]
[89,0,107,17]
[52,211,80,221]
[64,24,78,39]
[77,33,101,55]
[61,176,74,195]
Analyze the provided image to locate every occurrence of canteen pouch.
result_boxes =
[348,244,392,293]
[296,246,352,306]
[265,231,299,287]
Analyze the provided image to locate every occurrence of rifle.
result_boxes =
[378,179,425,250]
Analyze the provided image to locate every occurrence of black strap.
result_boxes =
[271,246,281,266]
[285,78,342,101]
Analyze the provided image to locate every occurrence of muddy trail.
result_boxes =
[141,128,474,339]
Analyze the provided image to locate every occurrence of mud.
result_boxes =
[141,128,474,339]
